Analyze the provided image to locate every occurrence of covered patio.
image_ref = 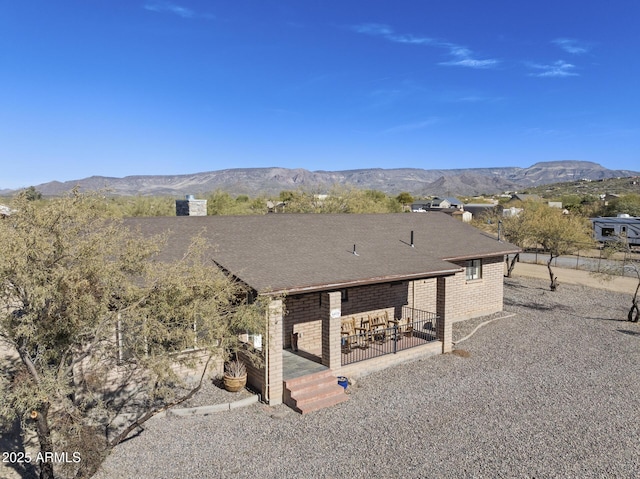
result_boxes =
[340,306,439,366]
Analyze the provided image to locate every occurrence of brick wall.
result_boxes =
[285,282,415,357]
[283,255,505,357]
[340,282,410,318]
[447,256,504,322]
[285,293,323,355]
[238,349,265,398]
[407,278,437,312]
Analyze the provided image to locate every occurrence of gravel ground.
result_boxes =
[175,376,254,409]
[94,276,640,479]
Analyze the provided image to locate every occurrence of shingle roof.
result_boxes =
[432,197,463,206]
[125,213,520,295]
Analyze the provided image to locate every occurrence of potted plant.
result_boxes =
[223,357,247,392]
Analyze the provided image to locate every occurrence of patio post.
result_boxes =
[321,291,342,369]
[265,298,284,405]
[436,276,454,353]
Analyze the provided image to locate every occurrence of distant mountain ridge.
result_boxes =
[3,161,638,197]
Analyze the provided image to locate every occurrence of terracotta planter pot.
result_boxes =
[223,373,247,392]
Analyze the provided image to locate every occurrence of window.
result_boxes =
[466,259,482,281]
[601,227,615,237]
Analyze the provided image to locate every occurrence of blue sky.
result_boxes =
[1,1,639,189]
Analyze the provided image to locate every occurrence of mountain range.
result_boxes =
[3,161,638,198]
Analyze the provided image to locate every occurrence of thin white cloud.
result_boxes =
[350,23,434,45]
[440,58,500,69]
[351,23,394,36]
[529,60,579,78]
[389,33,434,45]
[439,42,499,69]
[144,2,212,19]
[349,23,498,69]
[552,38,590,55]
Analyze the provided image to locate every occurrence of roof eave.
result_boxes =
[258,267,464,296]
[443,248,522,262]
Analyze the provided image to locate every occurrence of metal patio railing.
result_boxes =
[341,306,439,366]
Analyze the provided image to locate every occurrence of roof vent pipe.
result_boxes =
[353,244,359,256]
[410,230,414,248]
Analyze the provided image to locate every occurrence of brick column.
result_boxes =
[436,276,454,353]
[321,291,342,369]
[266,298,283,405]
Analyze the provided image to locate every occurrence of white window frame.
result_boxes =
[465,259,482,281]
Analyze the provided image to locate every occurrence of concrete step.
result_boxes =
[284,371,348,414]
[284,369,335,389]
[294,393,349,415]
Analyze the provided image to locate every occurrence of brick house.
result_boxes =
[126,213,519,411]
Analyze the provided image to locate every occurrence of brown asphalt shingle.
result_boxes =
[125,213,519,295]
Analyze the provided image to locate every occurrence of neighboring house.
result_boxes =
[411,197,464,212]
[464,204,503,221]
[507,194,542,204]
[126,213,519,411]
[411,201,431,212]
[430,197,464,210]
[591,215,640,246]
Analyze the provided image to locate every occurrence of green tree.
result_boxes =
[207,190,237,215]
[278,189,316,213]
[0,191,265,479]
[605,194,640,217]
[276,187,403,214]
[205,191,267,215]
[396,192,414,210]
[594,238,640,322]
[502,201,594,290]
[23,186,43,201]
[117,195,176,216]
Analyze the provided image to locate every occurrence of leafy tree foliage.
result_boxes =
[595,238,640,322]
[206,190,267,215]
[0,191,266,479]
[278,186,402,214]
[501,201,594,290]
[112,195,176,217]
[23,186,43,201]
[604,193,640,217]
[395,192,414,208]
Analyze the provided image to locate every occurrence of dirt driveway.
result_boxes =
[512,261,637,294]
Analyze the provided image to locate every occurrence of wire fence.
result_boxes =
[513,246,640,278]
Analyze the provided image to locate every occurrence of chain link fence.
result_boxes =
[513,244,639,278]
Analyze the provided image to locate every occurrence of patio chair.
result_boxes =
[341,317,368,350]
[341,318,354,351]
[396,316,414,338]
[369,312,390,343]
[357,316,373,345]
